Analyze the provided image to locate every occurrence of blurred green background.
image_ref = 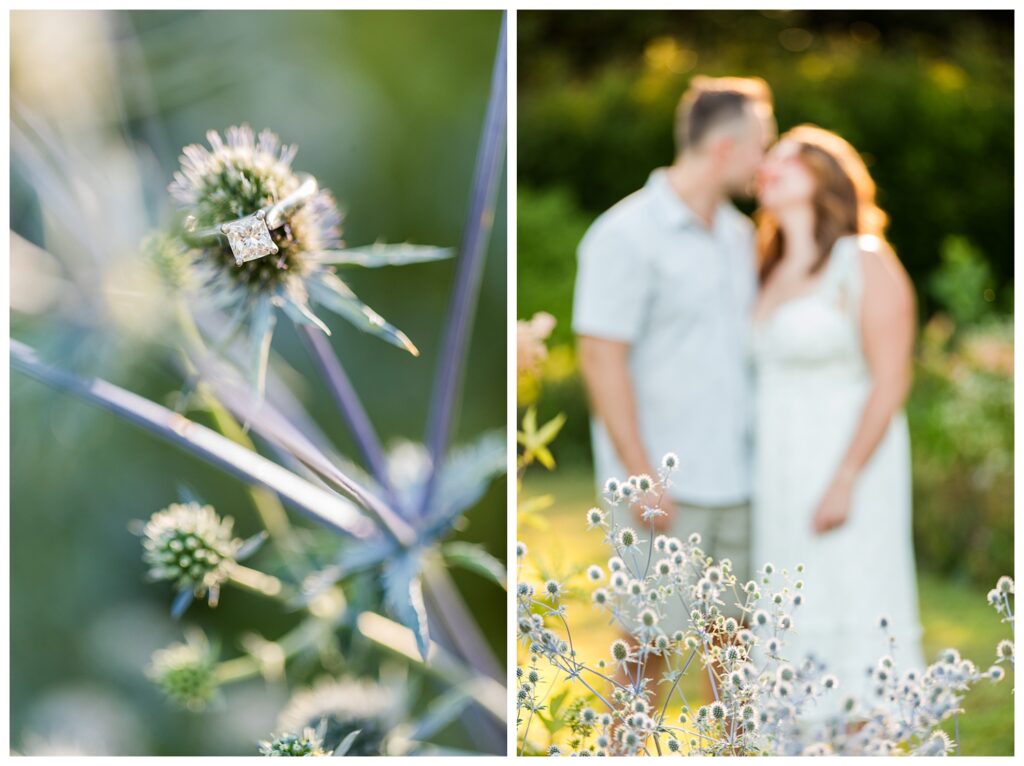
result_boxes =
[516,9,1012,755]
[10,10,505,756]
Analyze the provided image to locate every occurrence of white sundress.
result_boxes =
[751,234,925,717]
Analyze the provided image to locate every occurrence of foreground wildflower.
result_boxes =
[516,455,1015,756]
[277,676,405,756]
[139,502,242,608]
[146,630,218,711]
[258,724,334,757]
[166,125,449,389]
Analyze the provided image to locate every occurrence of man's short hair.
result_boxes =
[675,76,773,155]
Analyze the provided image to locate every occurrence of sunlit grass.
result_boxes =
[518,467,1013,756]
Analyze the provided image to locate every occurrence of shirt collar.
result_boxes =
[646,167,731,231]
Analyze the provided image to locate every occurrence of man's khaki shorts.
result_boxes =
[661,501,752,625]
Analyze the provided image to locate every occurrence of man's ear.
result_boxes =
[711,134,735,163]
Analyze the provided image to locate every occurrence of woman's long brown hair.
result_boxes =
[757,125,889,283]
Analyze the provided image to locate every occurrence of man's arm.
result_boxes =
[577,335,675,526]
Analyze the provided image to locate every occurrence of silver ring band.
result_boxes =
[183,173,319,265]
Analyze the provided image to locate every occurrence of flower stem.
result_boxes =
[175,302,296,545]
[229,564,285,598]
[9,340,374,539]
[420,11,507,516]
[298,325,393,495]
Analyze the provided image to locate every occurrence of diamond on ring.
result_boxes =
[221,210,279,265]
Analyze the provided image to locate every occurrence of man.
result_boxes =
[573,77,775,656]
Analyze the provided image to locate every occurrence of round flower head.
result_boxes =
[914,731,953,757]
[140,502,241,607]
[616,527,638,549]
[987,665,1005,682]
[661,452,679,471]
[258,726,332,757]
[146,630,218,711]
[516,541,528,558]
[610,639,631,663]
[277,676,404,756]
[603,477,621,497]
[996,639,1014,661]
[996,575,1015,594]
[168,126,439,390]
[587,565,604,582]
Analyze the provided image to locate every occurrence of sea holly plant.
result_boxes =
[516,460,1014,756]
[11,14,508,757]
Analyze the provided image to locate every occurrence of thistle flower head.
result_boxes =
[258,726,332,757]
[139,502,241,605]
[661,452,679,471]
[167,125,434,390]
[610,639,631,663]
[617,527,638,549]
[146,630,218,711]
[277,676,403,756]
[913,730,953,756]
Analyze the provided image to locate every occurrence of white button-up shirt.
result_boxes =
[572,168,757,506]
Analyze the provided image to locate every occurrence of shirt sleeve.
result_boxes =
[572,219,650,343]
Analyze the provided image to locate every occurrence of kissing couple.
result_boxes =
[573,75,924,715]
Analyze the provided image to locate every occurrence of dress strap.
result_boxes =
[826,234,879,326]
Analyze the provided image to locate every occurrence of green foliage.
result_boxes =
[516,186,591,348]
[907,317,1013,587]
[518,11,1013,313]
[929,236,1004,327]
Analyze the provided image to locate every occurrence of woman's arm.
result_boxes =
[812,245,916,534]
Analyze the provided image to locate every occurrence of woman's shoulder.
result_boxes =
[850,235,915,309]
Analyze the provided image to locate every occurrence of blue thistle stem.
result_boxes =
[10,339,374,540]
[298,325,394,495]
[420,10,507,515]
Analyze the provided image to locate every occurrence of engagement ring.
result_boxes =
[183,173,319,265]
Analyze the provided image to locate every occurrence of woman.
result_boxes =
[751,125,924,717]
